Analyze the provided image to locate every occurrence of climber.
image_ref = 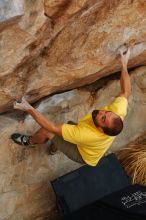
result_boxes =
[11,48,131,166]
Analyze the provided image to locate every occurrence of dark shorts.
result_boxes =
[51,121,85,164]
[52,135,85,164]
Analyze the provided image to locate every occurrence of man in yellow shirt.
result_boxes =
[11,48,131,166]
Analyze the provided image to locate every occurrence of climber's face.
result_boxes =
[92,110,117,129]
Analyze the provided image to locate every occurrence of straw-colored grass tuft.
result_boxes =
[117,143,146,186]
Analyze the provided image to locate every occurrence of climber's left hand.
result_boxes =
[14,97,33,112]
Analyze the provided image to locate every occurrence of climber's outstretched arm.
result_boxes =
[14,98,63,136]
[28,107,63,136]
[119,48,132,99]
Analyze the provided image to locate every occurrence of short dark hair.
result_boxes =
[102,116,123,136]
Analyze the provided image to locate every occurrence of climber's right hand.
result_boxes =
[120,47,131,66]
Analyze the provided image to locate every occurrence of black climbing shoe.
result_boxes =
[11,133,31,146]
[47,140,58,155]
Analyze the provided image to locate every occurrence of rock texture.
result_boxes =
[0,66,146,219]
[1,0,146,112]
[0,0,24,22]
[1,0,146,219]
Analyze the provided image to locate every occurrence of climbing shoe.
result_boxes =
[47,140,58,155]
[11,133,31,146]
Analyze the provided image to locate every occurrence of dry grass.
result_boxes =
[117,142,146,186]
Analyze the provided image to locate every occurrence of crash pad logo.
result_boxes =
[121,191,146,208]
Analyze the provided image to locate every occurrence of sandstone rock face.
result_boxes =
[1,0,146,112]
[1,66,146,219]
[0,0,24,22]
[1,0,146,219]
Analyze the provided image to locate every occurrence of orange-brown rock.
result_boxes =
[0,0,146,113]
[1,1,146,219]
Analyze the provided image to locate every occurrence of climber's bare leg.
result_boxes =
[29,128,55,144]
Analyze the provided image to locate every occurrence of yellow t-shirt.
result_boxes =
[62,96,128,166]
